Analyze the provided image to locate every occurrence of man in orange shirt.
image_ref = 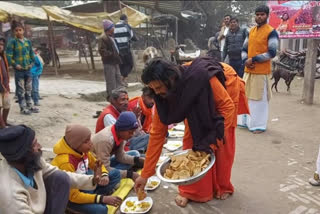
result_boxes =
[128,87,154,133]
[134,57,249,207]
[240,5,279,134]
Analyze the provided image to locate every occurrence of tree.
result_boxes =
[179,0,267,48]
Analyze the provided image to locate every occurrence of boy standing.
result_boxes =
[0,37,10,128]
[51,124,122,213]
[30,49,43,106]
[6,20,38,115]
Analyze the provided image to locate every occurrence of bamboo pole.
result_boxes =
[47,14,58,76]
[86,31,95,71]
[302,39,319,104]
[118,0,123,15]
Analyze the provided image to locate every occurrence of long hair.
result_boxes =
[141,58,181,90]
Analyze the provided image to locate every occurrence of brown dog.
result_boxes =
[271,69,297,92]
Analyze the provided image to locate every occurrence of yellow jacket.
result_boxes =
[51,137,108,204]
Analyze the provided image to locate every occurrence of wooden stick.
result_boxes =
[47,15,58,76]
[86,31,95,71]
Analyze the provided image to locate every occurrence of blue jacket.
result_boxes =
[30,55,43,76]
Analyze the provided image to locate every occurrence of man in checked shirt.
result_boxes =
[6,20,39,115]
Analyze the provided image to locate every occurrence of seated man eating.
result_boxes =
[92,111,145,181]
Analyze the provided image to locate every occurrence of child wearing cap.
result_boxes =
[51,124,122,213]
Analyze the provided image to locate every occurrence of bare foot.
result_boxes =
[216,193,232,200]
[175,194,188,207]
[253,130,264,134]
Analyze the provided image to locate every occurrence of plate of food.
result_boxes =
[164,141,183,151]
[120,196,153,214]
[156,149,215,185]
[173,124,185,131]
[145,176,161,191]
[168,130,184,138]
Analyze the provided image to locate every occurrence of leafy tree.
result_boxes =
[179,0,267,48]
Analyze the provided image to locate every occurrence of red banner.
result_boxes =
[278,1,289,4]
[268,1,320,38]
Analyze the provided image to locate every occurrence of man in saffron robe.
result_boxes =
[134,57,249,207]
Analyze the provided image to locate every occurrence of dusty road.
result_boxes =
[4,72,320,214]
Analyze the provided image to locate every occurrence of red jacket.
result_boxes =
[95,105,120,133]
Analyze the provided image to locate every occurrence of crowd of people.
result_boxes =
[1,4,320,214]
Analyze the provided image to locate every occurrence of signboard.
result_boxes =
[268,1,320,38]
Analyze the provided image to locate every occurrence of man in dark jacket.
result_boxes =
[222,17,248,77]
[98,19,124,100]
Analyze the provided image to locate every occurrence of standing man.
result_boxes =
[239,5,279,134]
[6,20,38,115]
[223,17,248,78]
[98,19,123,100]
[0,37,10,128]
[218,15,231,60]
[114,14,137,86]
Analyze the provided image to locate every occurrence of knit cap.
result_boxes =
[103,19,114,32]
[64,124,91,150]
[115,111,138,131]
[0,125,35,161]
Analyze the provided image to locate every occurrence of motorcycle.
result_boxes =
[37,43,60,68]
[170,44,201,65]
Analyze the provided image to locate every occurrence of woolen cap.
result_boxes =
[64,124,91,150]
[103,19,114,32]
[0,125,35,161]
[115,111,138,131]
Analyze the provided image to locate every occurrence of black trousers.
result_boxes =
[119,51,133,78]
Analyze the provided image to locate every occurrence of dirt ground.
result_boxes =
[4,59,320,214]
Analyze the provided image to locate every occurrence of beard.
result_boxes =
[24,150,43,175]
